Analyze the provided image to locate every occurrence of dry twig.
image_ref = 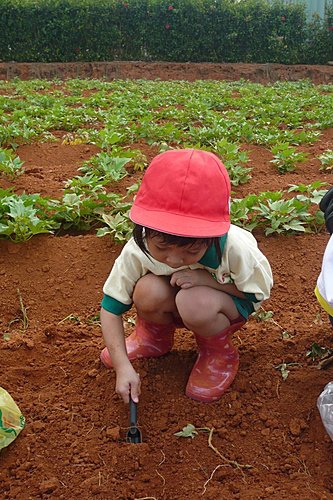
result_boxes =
[155,469,166,487]
[158,450,166,466]
[207,428,253,471]
[201,464,227,495]
[318,354,333,369]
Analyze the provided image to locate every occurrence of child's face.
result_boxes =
[147,235,208,268]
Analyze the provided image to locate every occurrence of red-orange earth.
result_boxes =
[1,65,333,499]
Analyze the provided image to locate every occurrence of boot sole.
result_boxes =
[185,387,226,403]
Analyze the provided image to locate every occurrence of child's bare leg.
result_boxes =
[133,274,178,324]
[175,286,240,336]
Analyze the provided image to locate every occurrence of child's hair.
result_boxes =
[133,225,222,261]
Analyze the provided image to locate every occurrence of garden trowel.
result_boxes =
[126,397,142,444]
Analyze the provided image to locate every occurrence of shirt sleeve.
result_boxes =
[102,238,147,315]
[225,227,273,304]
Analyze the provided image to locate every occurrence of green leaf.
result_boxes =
[277,363,290,381]
[174,424,198,439]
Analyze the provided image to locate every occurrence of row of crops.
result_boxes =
[0,77,332,242]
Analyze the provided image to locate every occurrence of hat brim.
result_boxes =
[130,205,230,237]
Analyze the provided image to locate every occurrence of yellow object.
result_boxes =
[0,387,25,450]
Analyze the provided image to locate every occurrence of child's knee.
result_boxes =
[133,274,173,311]
[175,288,212,324]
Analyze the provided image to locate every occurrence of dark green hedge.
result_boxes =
[0,0,332,64]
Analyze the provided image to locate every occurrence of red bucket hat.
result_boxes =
[129,149,231,237]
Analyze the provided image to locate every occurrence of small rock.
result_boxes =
[23,338,35,349]
[7,243,21,254]
[106,426,120,441]
[31,421,45,433]
[39,478,59,494]
[289,419,300,436]
[217,427,228,438]
[215,467,230,481]
[289,418,307,436]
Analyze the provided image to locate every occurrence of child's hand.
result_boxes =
[115,364,141,404]
[170,269,215,289]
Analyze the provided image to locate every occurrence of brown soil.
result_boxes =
[0,61,333,84]
[1,68,333,499]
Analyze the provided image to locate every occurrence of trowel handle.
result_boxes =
[129,397,138,425]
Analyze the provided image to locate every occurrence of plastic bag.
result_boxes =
[317,381,333,441]
[0,387,25,450]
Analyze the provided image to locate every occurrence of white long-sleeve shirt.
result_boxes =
[315,235,333,316]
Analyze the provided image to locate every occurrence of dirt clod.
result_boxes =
[0,69,332,499]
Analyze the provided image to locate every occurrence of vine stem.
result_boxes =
[207,427,253,471]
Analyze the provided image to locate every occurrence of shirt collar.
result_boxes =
[198,234,227,268]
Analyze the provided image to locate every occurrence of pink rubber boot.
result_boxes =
[185,316,245,403]
[100,316,175,368]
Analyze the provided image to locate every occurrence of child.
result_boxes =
[100,149,273,404]
[315,187,333,327]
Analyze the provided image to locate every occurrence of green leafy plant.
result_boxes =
[0,148,24,179]
[318,150,333,171]
[270,143,308,173]
[174,423,200,439]
[287,181,328,204]
[255,198,312,235]
[0,194,57,241]
[214,138,252,186]
[274,362,301,381]
[87,314,101,326]
[79,152,131,181]
[97,212,133,243]
[96,183,139,242]
[306,342,331,361]
[64,174,110,195]
[230,194,260,231]
[253,309,274,321]
[129,150,148,172]
[306,342,333,369]
[1,78,332,242]
[253,307,292,339]
[52,193,110,231]
[95,130,124,150]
